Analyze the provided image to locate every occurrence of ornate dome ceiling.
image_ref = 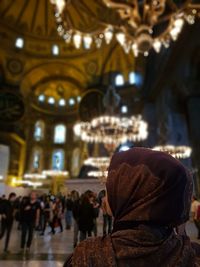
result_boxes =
[0,0,143,116]
[0,0,118,41]
[0,0,58,40]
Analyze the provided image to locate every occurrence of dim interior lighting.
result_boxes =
[50,0,199,55]
[15,37,24,48]
[152,145,192,159]
[42,170,69,176]
[0,175,3,180]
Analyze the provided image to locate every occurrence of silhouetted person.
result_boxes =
[0,192,16,252]
[20,192,40,253]
[77,191,96,242]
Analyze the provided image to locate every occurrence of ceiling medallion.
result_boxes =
[50,0,199,55]
[152,145,192,159]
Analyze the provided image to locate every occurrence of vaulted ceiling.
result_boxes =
[0,0,140,113]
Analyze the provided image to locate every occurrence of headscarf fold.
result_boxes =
[106,147,192,228]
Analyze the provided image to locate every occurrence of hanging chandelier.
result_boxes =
[152,145,192,159]
[50,0,199,55]
[42,170,69,177]
[85,157,110,182]
[84,157,110,169]
[74,86,148,154]
[24,173,47,179]
[88,170,108,181]
[13,178,43,188]
[74,115,148,153]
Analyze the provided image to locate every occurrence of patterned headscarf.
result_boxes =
[106,147,193,227]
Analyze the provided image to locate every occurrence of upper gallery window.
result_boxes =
[38,94,45,102]
[32,149,42,170]
[129,72,143,86]
[52,150,65,170]
[52,44,59,55]
[69,98,75,106]
[48,97,55,104]
[15,37,24,48]
[77,96,81,102]
[34,121,45,141]
[54,124,66,144]
[121,105,128,114]
[58,98,66,106]
[115,74,124,86]
[129,72,137,85]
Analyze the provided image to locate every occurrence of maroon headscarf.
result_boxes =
[64,148,200,267]
[106,147,193,228]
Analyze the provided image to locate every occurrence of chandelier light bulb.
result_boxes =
[174,18,184,28]
[153,39,162,53]
[116,32,126,46]
[73,34,82,49]
[95,37,103,48]
[152,145,192,159]
[83,35,93,49]
[104,27,113,44]
[50,0,65,14]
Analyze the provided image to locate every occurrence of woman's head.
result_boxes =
[106,147,192,227]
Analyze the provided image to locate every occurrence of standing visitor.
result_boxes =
[191,196,200,239]
[0,192,16,253]
[71,190,80,247]
[101,190,112,235]
[91,193,100,237]
[65,193,73,230]
[77,191,96,242]
[40,196,51,236]
[50,197,63,234]
[20,192,40,253]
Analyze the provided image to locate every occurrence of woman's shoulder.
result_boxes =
[64,236,116,267]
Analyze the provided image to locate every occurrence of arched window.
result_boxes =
[71,148,80,177]
[129,72,143,87]
[31,148,43,171]
[129,72,137,84]
[54,124,66,144]
[115,74,124,86]
[52,150,65,170]
[34,120,45,141]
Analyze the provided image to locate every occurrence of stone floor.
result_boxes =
[0,218,199,267]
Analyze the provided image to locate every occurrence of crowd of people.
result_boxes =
[0,189,112,254]
[1,148,200,266]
